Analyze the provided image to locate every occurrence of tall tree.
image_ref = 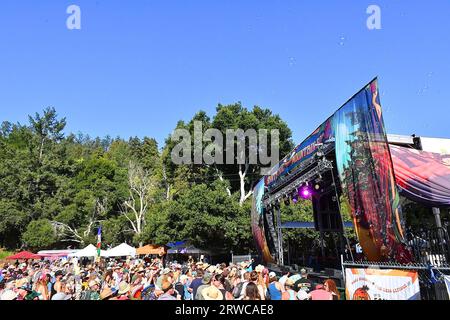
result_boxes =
[120,161,158,244]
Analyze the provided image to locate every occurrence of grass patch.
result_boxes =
[0,250,14,260]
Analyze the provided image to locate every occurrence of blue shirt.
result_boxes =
[268,282,282,300]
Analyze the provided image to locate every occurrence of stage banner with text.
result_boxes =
[345,268,421,300]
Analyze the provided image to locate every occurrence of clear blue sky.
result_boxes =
[1,0,449,147]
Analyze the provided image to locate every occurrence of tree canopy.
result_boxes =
[0,104,357,259]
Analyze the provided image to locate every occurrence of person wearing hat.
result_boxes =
[157,280,177,300]
[112,281,131,300]
[266,272,283,300]
[254,265,265,273]
[100,286,116,300]
[156,268,171,290]
[194,272,212,300]
[189,269,204,299]
[51,292,72,300]
[0,289,18,300]
[202,285,223,300]
[80,280,100,300]
[281,278,297,300]
[293,268,313,293]
[211,273,231,300]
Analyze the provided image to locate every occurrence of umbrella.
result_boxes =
[5,251,41,260]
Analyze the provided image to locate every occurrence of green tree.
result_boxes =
[22,219,57,250]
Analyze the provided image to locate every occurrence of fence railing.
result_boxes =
[406,227,450,267]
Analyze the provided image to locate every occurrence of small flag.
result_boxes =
[96,226,102,258]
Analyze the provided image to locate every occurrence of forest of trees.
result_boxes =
[1,104,328,256]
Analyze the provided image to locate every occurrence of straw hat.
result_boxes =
[202,286,223,300]
[51,292,72,300]
[118,281,131,295]
[255,265,264,273]
[0,290,18,300]
[201,263,210,269]
[161,280,173,292]
[285,278,295,287]
[207,265,216,273]
[100,287,114,300]
[15,278,29,288]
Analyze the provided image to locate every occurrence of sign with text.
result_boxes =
[345,268,421,300]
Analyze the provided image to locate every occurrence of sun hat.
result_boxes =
[202,285,223,300]
[100,287,115,300]
[51,292,72,300]
[15,278,29,288]
[161,268,171,275]
[0,290,18,300]
[207,265,216,273]
[285,278,295,287]
[118,281,131,295]
[179,275,188,282]
[161,281,173,292]
[202,273,212,285]
[255,265,264,273]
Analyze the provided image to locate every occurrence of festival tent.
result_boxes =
[136,244,167,256]
[67,244,107,258]
[390,145,450,207]
[103,243,136,257]
[167,245,211,255]
[6,251,41,260]
[37,250,77,258]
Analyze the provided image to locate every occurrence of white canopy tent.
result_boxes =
[68,244,107,258]
[103,243,136,257]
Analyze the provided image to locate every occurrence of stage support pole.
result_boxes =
[276,205,284,266]
[433,207,442,228]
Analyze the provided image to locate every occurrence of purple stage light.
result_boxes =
[299,185,312,199]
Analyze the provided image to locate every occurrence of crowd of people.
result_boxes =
[0,256,342,300]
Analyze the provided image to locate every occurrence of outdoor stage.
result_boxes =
[250,79,450,299]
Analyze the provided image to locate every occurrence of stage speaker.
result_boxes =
[264,208,279,255]
[312,190,343,232]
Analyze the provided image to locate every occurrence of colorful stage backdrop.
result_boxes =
[251,78,411,263]
[333,79,411,263]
